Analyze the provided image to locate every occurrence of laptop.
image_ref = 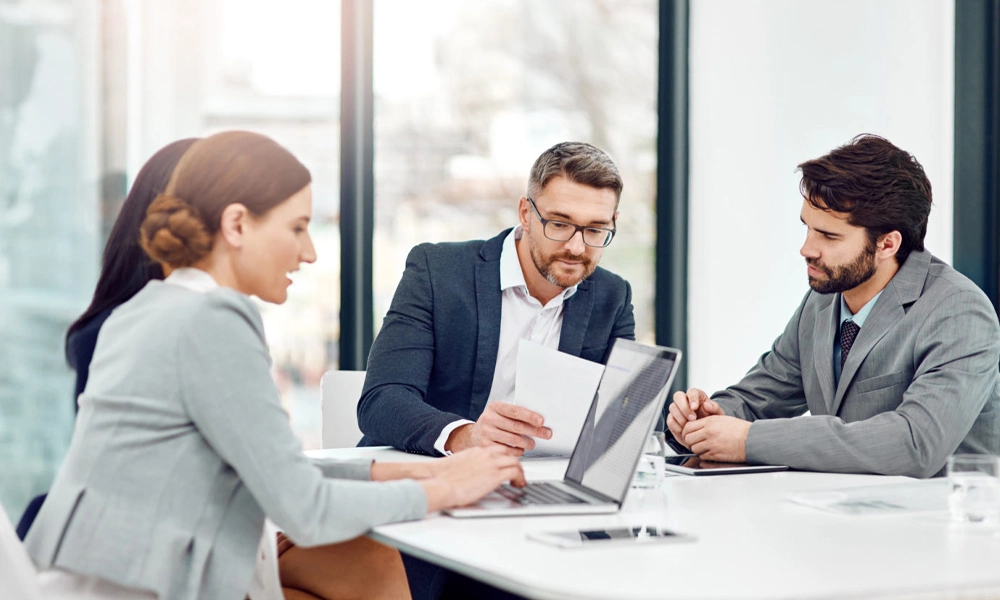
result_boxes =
[445,339,682,518]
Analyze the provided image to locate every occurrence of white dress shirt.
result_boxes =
[432,226,579,454]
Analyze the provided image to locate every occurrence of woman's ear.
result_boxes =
[219,203,250,248]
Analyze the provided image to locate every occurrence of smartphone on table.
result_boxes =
[527,525,694,549]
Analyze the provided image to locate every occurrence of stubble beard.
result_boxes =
[529,239,596,289]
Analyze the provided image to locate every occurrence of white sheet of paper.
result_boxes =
[514,339,606,457]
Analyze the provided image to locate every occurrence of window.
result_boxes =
[126,0,341,450]
[0,0,100,521]
[373,0,658,342]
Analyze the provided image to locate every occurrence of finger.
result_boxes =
[504,466,527,487]
[667,397,685,420]
[485,426,535,450]
[491,402,545,427]
[682,425,708,448]
[689,439,710,455]
[488,440,525,457]
[672,391,695,421]
[682,418,707,437]
[703,399,724,416]
[484,411,549,440]
[688,388,710,413]
[666,413,684,441]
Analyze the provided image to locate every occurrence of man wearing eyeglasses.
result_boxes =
[357,141,635,459]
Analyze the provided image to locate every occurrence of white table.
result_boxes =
[307,447,1000,600]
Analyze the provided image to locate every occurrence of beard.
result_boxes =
[529,241,597,289]
[807,239,877,294]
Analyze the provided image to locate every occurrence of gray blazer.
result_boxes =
[25,282,426,600]
[712,250,1000,478]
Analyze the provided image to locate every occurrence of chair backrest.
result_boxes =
[0,502,42,600]
[320,370,366,448]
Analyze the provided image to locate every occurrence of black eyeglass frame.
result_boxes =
[525,197,617,248]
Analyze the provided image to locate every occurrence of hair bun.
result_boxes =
[139,194,212,268]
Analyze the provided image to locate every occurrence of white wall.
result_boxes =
[688,0,954,392]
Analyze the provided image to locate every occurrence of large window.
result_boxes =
[0,1,342,524]
[0,0,100,522]
[126,0,341,450]
[372,0,659,342]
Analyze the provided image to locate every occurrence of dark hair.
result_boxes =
[798,134,932,264]
[140,131,311,268]
[527,142,624,206]
[65,138,198,360]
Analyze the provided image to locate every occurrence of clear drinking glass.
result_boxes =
[947,454,1000,526]
[632,431,667,489]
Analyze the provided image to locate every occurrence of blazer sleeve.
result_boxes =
[744,290,1000,478]
[613,280,636,341]
[710,293,810,421]
[357,245,465,455]
[179,292,427,547]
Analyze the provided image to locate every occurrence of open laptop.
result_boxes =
[445,339,681,518]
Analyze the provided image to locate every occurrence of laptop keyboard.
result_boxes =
[496,482,587,505]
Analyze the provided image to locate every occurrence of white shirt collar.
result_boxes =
[164,267,219,294]
[499,226,578,301]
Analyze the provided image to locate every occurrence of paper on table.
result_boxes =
[785,480,949,516]
[514,339,606,457]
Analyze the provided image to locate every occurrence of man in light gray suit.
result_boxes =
[668,134,1000,478]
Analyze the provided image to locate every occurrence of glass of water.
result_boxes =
[632,431,667,489]
[947,454,1000,526]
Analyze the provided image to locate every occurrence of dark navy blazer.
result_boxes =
[357,228,636,455]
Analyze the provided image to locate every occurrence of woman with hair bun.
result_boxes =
[25,131,524,600]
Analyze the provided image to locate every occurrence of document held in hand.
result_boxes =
[514,339,606,457]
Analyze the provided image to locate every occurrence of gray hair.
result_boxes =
[526,142,623,206]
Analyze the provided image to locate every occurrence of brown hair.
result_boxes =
[798,134,932,265]
[140,131,311,268]
[526,142,624,206]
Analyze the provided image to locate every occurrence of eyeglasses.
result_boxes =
[526,197,616,248]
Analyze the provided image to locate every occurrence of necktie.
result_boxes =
[840,320,860,368]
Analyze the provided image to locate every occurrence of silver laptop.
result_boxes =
[446,339,682,518]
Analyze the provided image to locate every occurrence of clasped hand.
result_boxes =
[666,388,751,463]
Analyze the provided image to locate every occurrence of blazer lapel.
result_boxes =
[468,240,504,419]
[558,280,594,357]
[830,250,930,415]
[812,294,838,414]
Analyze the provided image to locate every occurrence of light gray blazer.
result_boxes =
[25,282,427,600]
[712,250,1000,478]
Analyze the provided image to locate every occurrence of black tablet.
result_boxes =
[663,454,789,475]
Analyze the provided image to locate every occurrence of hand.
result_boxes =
[680,415,751,462]
[445,402,552,456]
[420,446,526,512]
[666,388,724,449]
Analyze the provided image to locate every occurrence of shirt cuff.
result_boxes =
[433,419,475,455]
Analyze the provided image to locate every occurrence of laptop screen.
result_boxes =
[564,339,680,503]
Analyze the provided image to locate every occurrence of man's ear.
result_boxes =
[518,196,532,231]
[877,230,902,260]
[219,203,250,248]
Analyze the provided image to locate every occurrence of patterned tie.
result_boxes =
[840,320,861,368]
